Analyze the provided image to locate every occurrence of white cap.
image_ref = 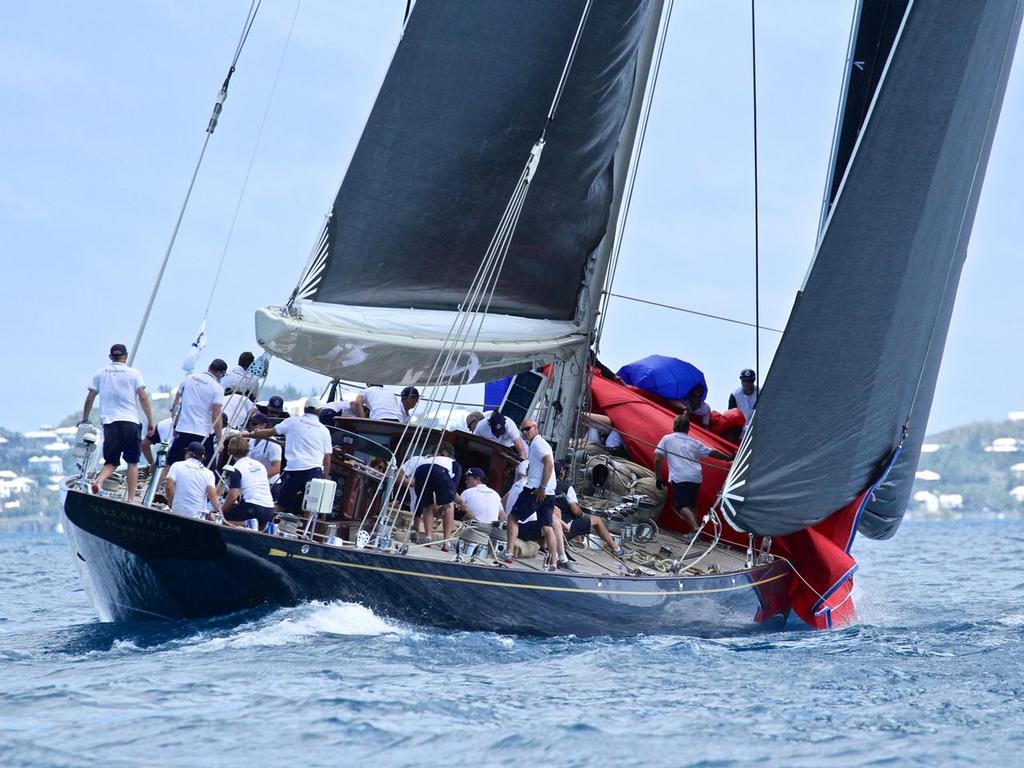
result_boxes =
[304,396,323,410]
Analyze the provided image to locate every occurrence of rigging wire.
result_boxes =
[606,291,782,334]
[202,0,302,320]
[128,0,263,365]
[750,0,762,381]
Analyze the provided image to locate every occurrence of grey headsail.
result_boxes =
[722,0,1023,538]
[822,0,910,221]
[257,0,655,384]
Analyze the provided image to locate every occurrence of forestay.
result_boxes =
[722,0,1023,538]
[257,0,654,384]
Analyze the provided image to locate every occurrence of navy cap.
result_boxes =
[268,395,285,411]
[109,343,128,357]
[739,368,756,381]
[209,358,228,373]
[186,441,206,458]
[400,386,420,399]
[465,467,487,480]
[249,413,270,425]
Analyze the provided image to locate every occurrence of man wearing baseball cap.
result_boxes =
[245,396,333,514]
[82,343,154,501]
[455,467,504,525]
[728,369,759,423]
[164,441,222,519]
[352,384,419,422]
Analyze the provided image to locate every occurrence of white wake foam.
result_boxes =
[187,601,401,653]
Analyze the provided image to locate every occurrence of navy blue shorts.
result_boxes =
[567,516,592,539]
[510,490,554,527]
[102,421,142,466]
[278,467,323,513]
[224,501,275,526]
[516,520,543,542]
[413,463,455,514]
[167,431,214,465]
[672,481,701,510]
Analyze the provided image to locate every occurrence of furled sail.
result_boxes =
[722,0,1023,538]
[257,0,655,384]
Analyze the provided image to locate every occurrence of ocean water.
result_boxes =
[1,521,1022,767]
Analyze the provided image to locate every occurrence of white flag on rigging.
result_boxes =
[182,322,208,373]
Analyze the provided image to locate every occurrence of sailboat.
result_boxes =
[62,0,1022,634]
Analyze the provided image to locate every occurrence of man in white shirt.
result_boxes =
[728,368,759,423]
[466,410,527,459]
[222,390,255,430]
[141,416,174,467]
[82,342,154,501]
[456,467,504,524]
[503,418,558,570]
[165,441,222,519]
[221,436,275,528]
[167,359,227,467]
[683,386,712,428]
[352,384,419,422]
[245,396,333,514]
[396,442,462,549]
[654,414,731,532]
[245,413,282,484]
[220,351,257,395]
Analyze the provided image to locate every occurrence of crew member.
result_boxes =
[220,351,257,395]
[165,441,221,519]
[653,414,731,531]
[397,442,462,550]
[353,385,419,422]
[552,461,623,559]
[504,419,558,570]
[456,467,504,524]
[221,436,275,529]
[728,368,758,422]
[246,413,282,484]
[81,342,154,500]
[683,385,711,428]
[245,396,333,514]
[141,416,174,467]
[466,410,527,459]
[166,359,226,472]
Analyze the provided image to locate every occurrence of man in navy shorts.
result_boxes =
[82,343,154,500]
[654,414,732,532]
[504,419,558,570]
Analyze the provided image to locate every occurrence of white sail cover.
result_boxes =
[722,0,1023,538]
[258,0,655,384]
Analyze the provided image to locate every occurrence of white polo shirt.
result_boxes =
[525,434,556,494]
[90,362,145,425]
[655,432,713,484]
[176,372,225,436]
[275,413,333,471]
[248,438,282,476]
[473,412,521,448]
[222,393,254,429]
[731,387,758,421]
[687,402,711,427]
[461,483,503,524]
[360,387,406,422]
[227,456,274,508]
[166,458,216,518]
[220,364,256,394]
[154,417,174,444]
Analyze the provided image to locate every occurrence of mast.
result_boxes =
[546,0,669,454]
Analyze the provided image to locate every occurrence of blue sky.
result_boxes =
[1,1,1021,434]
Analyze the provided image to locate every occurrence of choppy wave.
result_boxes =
[1,523,1023,767]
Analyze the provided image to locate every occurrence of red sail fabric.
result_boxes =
[589,372,859,629]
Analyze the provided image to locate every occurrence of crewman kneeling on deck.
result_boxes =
[244,396,332,515]
[165,441,222,520]
[503,419,558,571]
[221,436,275,530]
[455,467,504,524]
[654,414,731,532]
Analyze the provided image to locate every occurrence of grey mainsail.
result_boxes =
[722,0,1023,538]
[256,0,655,384]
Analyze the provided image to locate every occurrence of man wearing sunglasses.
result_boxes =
[503,418,558,570]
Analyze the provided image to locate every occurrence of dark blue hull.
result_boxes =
[62,490,792,636]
